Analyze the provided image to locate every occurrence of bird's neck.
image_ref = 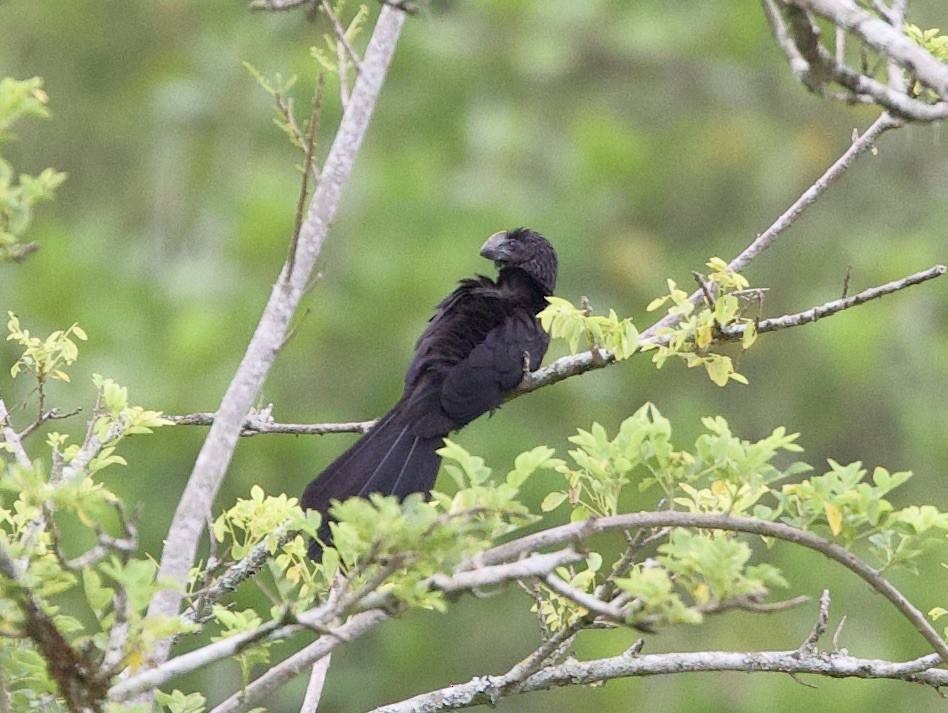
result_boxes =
[497,267,551,307]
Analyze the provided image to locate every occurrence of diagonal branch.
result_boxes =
[209,619,373,713]
[144,2,408,674]
[112,550,579,703]
[512,112,903,398]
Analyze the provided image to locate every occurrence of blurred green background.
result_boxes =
[1,0,946,711]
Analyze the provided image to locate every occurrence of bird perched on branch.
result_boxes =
[302,228,558,558]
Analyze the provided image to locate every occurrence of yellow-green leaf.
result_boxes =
[824,502,843,536]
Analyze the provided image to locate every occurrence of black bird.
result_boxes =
[302,228,557,557]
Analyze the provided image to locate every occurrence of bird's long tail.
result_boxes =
[301,408,443,559]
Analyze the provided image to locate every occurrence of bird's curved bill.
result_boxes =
[480,231,511,261]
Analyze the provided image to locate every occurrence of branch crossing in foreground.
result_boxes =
[369,649,947,713]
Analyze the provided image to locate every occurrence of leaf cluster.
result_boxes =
[644,258,758,386]
[539,258,760,387]
[309,1,369,75]
[904,24,948,100]
[0,77,66,263]
[539,403,946,630]
[539,297,639,360]
[1,318,182,709]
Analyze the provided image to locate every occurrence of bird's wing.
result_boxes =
[438,308,549,427]
[404,276,511,389]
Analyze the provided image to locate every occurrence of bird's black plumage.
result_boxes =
[301,228,557,558]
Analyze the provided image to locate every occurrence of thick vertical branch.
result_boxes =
[145,3,406,667]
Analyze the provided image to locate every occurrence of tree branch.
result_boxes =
[166,411,376,437]
[165,264,945,442]
[476,511,948,660]
[369,648,947,713]
[512,112,903,398]
[789,0,948,97]
[113,550,579,704]
[768,1,948,121]
[144,4,408,673]
[722,263,946,338]
[0,399,31,469]
[300,654,333,713]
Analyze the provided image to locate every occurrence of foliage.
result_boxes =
[7,311,86,383]
[643,258,759,386]
[539,258,760,387]
[310,2,369,75]
[904,24,948,100]
[0,77,65,263]
[539,296,639,360]
[538,403,947,630]
[0,6,946,711]
[0,317,187,708]
[1,183,945,712]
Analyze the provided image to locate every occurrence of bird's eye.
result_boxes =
[505,239,517,248]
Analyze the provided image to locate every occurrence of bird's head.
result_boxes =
[480,228,557,294]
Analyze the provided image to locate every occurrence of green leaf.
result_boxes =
[540,491,567,511]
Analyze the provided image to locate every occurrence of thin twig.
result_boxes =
[740,264,946,337]
[833,615,848,651]
[798,589,831,653]
[692,271,716,308]
[167,411,377,436]
[288,73,326,282]
[321,0,365,73]
[841,265,853,298]
[17,407,82,440]
[249,0,310,10]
